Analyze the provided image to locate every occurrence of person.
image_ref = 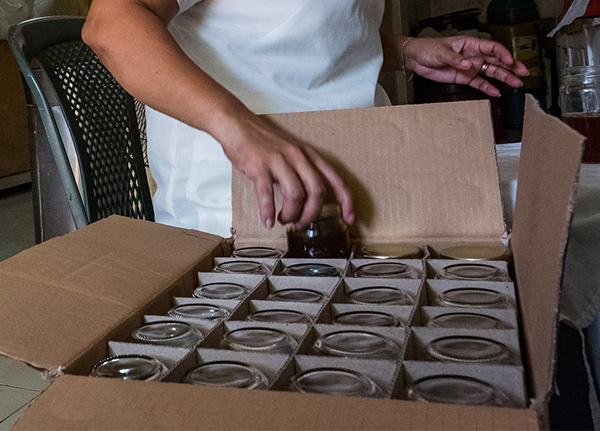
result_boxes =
[82,0,528,237]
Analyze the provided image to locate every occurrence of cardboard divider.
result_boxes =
[406,327,522,366]
[425,259,511,281]
[288,355,400,399]
[106,341,193,383]
[424,279,517,309]
[425,240,510,259]
[302,323,408,360]
[349,258,423,279]
[419,306,519,329]
[402,361,527,408]
[192,348,292,390]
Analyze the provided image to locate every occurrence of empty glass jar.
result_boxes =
[333,310,403,328]
[423,335,514,365]
[290,368,384,398]
[182,361,269,389]
[193,282,249,300]
[90,355,168,381]
[440,244,510,262]
[282,263,341,277]
[213,260,270,275]
[131,321,202,349]
[435,263,509,281]
[267,288,326,303]
[247,309,313,324]
[354,262,418,279]
[313,330,401,360]
[168,304,230,321]
[221,327,298,354]
[434,287,511,309]
[354,243,423,259]
[232,247,283,259]
[347,286,414,306]
[407,375,512,407]
[427,312,507,330]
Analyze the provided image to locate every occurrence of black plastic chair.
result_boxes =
[9,16,154,230]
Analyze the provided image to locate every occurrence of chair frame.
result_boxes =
[9,16,154,229]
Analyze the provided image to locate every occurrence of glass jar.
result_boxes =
[282,263,341,277]
[213,260,269,275]
[440,243,510,262]
[333,311,404,328]
[168,304,230,321]
[347,286,414,306]
[434,287,511,309]
[193,282,249,300]
[290,368,384,398]
[90,355,168,381]
[221,327,298,354]
[354,262,418,279]
[182,361,269,389]
[435,263,509,281]
[428,312,507,330]
[354,243,422,259]
[267,288,326,303]
[407,375,512,407]
[559,66,600,163]
[131,321,203,349]
[232,247,283,259]
[286,203,351,258]
[247,309,313,324]
[423,335,513,365]
[313,330,401,360]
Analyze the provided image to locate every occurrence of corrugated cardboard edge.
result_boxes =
[512,95,585,428]
[0,216,229,374]
[12,375,540,430]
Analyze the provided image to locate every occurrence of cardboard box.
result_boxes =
[0,96,585,429]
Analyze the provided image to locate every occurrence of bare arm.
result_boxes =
[83,0,354,229]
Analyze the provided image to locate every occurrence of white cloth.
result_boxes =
[147,0,388,237]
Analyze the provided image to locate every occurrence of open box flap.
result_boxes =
[0,216,227,372]
[511,96,584,407]
[13,375,539,430]
[233,101,505,244]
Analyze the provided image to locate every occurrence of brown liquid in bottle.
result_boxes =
[286,203,351,258]
[563,114,600,163]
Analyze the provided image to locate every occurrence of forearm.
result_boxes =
[82,0,252,142]
[379,31,411,71]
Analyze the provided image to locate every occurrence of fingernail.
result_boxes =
[345,213,355,225]
[265,218,273,229]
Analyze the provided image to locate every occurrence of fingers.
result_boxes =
[249,141,353,231]
[480,61,524,88]
[304,146,355,225]
[466,74,501,98]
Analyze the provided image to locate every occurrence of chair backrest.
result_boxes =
[9,16,154,228]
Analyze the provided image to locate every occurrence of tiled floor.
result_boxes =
[0,184,48,429]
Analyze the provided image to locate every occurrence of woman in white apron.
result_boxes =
[83,0,528,237]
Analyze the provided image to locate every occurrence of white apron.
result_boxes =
[147,0,387,237]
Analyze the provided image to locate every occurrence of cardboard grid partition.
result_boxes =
[93,252,527,408]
